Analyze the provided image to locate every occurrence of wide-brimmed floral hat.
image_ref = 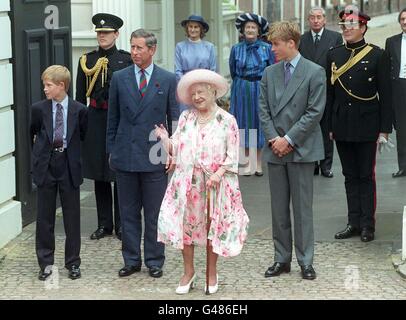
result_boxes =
[235,13,269,35]
[177,69,229,105]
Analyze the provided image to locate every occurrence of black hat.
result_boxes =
[92,13,123,32]
[181,15,209,33]
[339,5,371,25]
[235,13,269,36]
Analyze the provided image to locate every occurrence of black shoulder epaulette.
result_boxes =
[119,49,131,55]
[86,50,97,55]
[329,44,344,51]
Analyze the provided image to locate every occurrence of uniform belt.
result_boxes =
[238,76,262,82]
[89,98,108,110]
[52,147,66,153]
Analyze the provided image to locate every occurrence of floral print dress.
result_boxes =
[157,108,249,257]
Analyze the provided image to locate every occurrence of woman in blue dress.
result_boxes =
[229,13,275,176]
[176,15,217,112]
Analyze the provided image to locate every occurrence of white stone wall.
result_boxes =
[0,0,22,249]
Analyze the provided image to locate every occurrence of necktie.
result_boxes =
[284,62,292,88]
[139,69,147,97]
[314,34,320,48]
[54,103,64,148]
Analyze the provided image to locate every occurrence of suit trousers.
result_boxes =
[116,170,167,268]
[36,151,81,270]
[336,141,377,231]
[392,79,406,170]
[268,162,315,266]
[94,181,120,233]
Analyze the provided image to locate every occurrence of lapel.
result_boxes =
[124,66,142,107]
[134,65,160,118]
[66,98,77,146]
[43,100,53,144]
[314,30,329,62]
[394,33,402,64]
[275,57,306,116]
[306,32,317,59]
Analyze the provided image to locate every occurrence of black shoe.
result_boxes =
[68,265,81,280]
[301,265,316,280]
[148,267,163,278]
[90,227,113,240]
[116,228,122,241]
[264,262,291,277]
[314,165,320,175]
[334,225,360,239]
[321,170,334,178]
[119,265,141,277]
[392,169,406,178]
[38,268,52,281]
[360,228,374,242]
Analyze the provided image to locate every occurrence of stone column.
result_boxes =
[0,0,22,249]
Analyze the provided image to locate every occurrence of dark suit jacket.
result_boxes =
[107,64,179,172]
[299,28,343,70]
[385,33,403,81]
[30,98,88,188]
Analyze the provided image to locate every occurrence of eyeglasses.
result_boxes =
[338,21,361,30]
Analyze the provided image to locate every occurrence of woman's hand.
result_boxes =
[154,124,169,141]
[206,172,221,189]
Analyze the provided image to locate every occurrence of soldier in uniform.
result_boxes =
[326,6,392,242]
[76,13,133,241]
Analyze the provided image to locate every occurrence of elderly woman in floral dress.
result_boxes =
[154,69,249,295]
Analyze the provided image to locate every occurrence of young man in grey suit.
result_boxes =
[299,6,343,178]
[259,21,326,280]
[107,29,179,278]
[385,8,406,178]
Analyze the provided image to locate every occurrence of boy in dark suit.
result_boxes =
[30,65,88,281]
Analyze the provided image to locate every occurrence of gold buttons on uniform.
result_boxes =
[368,78,373,82]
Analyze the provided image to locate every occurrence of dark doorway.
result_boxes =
[10,0,72,226]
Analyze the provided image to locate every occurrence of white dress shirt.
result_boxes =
[400,33,406,79]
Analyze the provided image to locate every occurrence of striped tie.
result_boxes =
[139,69,147,97]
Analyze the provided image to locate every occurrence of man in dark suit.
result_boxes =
[107,29,179,278]
[299,6,343,178]
[385,8,406,178]
[31,65,87,281]
[76,13,133,241]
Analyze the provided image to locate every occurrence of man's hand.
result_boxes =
[271,137,293,158]
[329,132,334,141]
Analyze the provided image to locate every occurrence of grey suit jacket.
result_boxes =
[299,28,343,70]
[259,56,326,164]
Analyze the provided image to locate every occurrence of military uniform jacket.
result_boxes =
[75,45,132,181]
[326,39,392,142]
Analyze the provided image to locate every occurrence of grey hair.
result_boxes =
[309,6,326,17]
[130,29,157,47]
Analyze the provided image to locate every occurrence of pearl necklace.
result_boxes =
[197,106,218,125]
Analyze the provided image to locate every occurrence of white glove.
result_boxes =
[378,135,395,154]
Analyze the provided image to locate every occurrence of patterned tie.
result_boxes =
[54,103,64,148]
[139,69,147,97]
[314,33,320,48]
[284,62,292,88]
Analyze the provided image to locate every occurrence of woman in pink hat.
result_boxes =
[154,69,249,295]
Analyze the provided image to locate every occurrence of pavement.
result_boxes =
[1,15,406,301]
